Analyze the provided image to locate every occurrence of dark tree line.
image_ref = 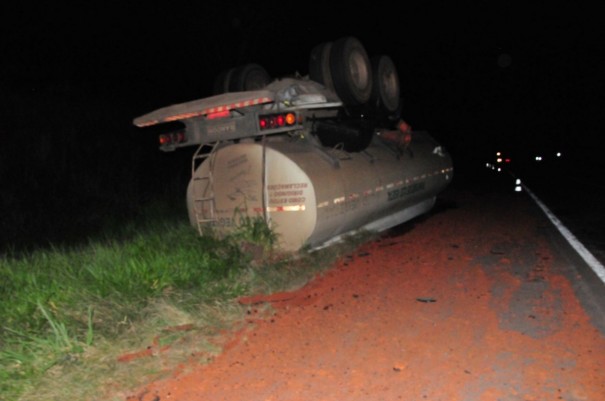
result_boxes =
[0,81,192,253]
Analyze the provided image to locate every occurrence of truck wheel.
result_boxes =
[228,63,271,92]
[370,55,400,114]
[309,41,335,92]
[213,67,235,95]
[329,36,373,106]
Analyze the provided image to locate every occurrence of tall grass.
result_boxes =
[0,210,245,400]
[0,202,369,401]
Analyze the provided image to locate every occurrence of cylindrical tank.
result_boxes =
[187,132,453,251]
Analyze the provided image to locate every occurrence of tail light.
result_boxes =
[159,130,186,146]
[259,112,297,130]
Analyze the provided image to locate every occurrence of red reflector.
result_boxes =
[207,110,230,119]
[159,134,170,145]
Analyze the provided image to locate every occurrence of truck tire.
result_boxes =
[213,67,235,95]
[369,55,400,114]
[329,36,373,106]
[309,41,335,92]
[228,63,271,92]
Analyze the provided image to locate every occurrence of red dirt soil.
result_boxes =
[126,187,605,401]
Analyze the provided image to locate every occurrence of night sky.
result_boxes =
[4,2,604,147]
[1,1,604,247]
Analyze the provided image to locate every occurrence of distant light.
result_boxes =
[497,167,502,172]
[505,158,511,163]
[496,151,501,156]
[515,179,521,185]
[556,152,562,157]
[496,157,503,163]
[535,156,542,161]
[515,185,523,192]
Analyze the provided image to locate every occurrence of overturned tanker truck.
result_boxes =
[134,36,453,252]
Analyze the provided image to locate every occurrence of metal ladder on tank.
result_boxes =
[191,141,220,235]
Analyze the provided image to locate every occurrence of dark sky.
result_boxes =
[2,1,604,159]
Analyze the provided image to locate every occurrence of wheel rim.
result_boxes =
[371,55,400,113]
[381,64,399,111]
[348,49,371,91]
[329,36,373,106]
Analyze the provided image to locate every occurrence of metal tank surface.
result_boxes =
[187,132,453,251]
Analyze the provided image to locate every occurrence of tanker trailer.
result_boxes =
[134,76,453,252]
[187,130,452,251]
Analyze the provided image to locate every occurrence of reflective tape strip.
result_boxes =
[254,205,306,213]
[231,98,272,109]
[157,97,274,123]
[205,97,272,114]
[318,167,455,210]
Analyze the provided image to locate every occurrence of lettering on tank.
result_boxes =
[387,182,425,201]
[267,182,308,206]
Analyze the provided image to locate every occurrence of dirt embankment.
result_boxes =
[127,186,605,401]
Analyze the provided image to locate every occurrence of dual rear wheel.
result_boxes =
[309,36,400,115]
[211,37,402,153]
[212,37,400,115]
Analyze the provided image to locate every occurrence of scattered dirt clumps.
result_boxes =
[127,187,605,401]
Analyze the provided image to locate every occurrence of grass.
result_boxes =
[0,201,371,401]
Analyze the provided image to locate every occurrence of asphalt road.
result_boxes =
[479,166,605,335]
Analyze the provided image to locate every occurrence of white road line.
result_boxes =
[523,183,605,284]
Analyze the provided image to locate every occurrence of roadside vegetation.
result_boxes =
[0,76,374,401]
[0,200,370,401]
